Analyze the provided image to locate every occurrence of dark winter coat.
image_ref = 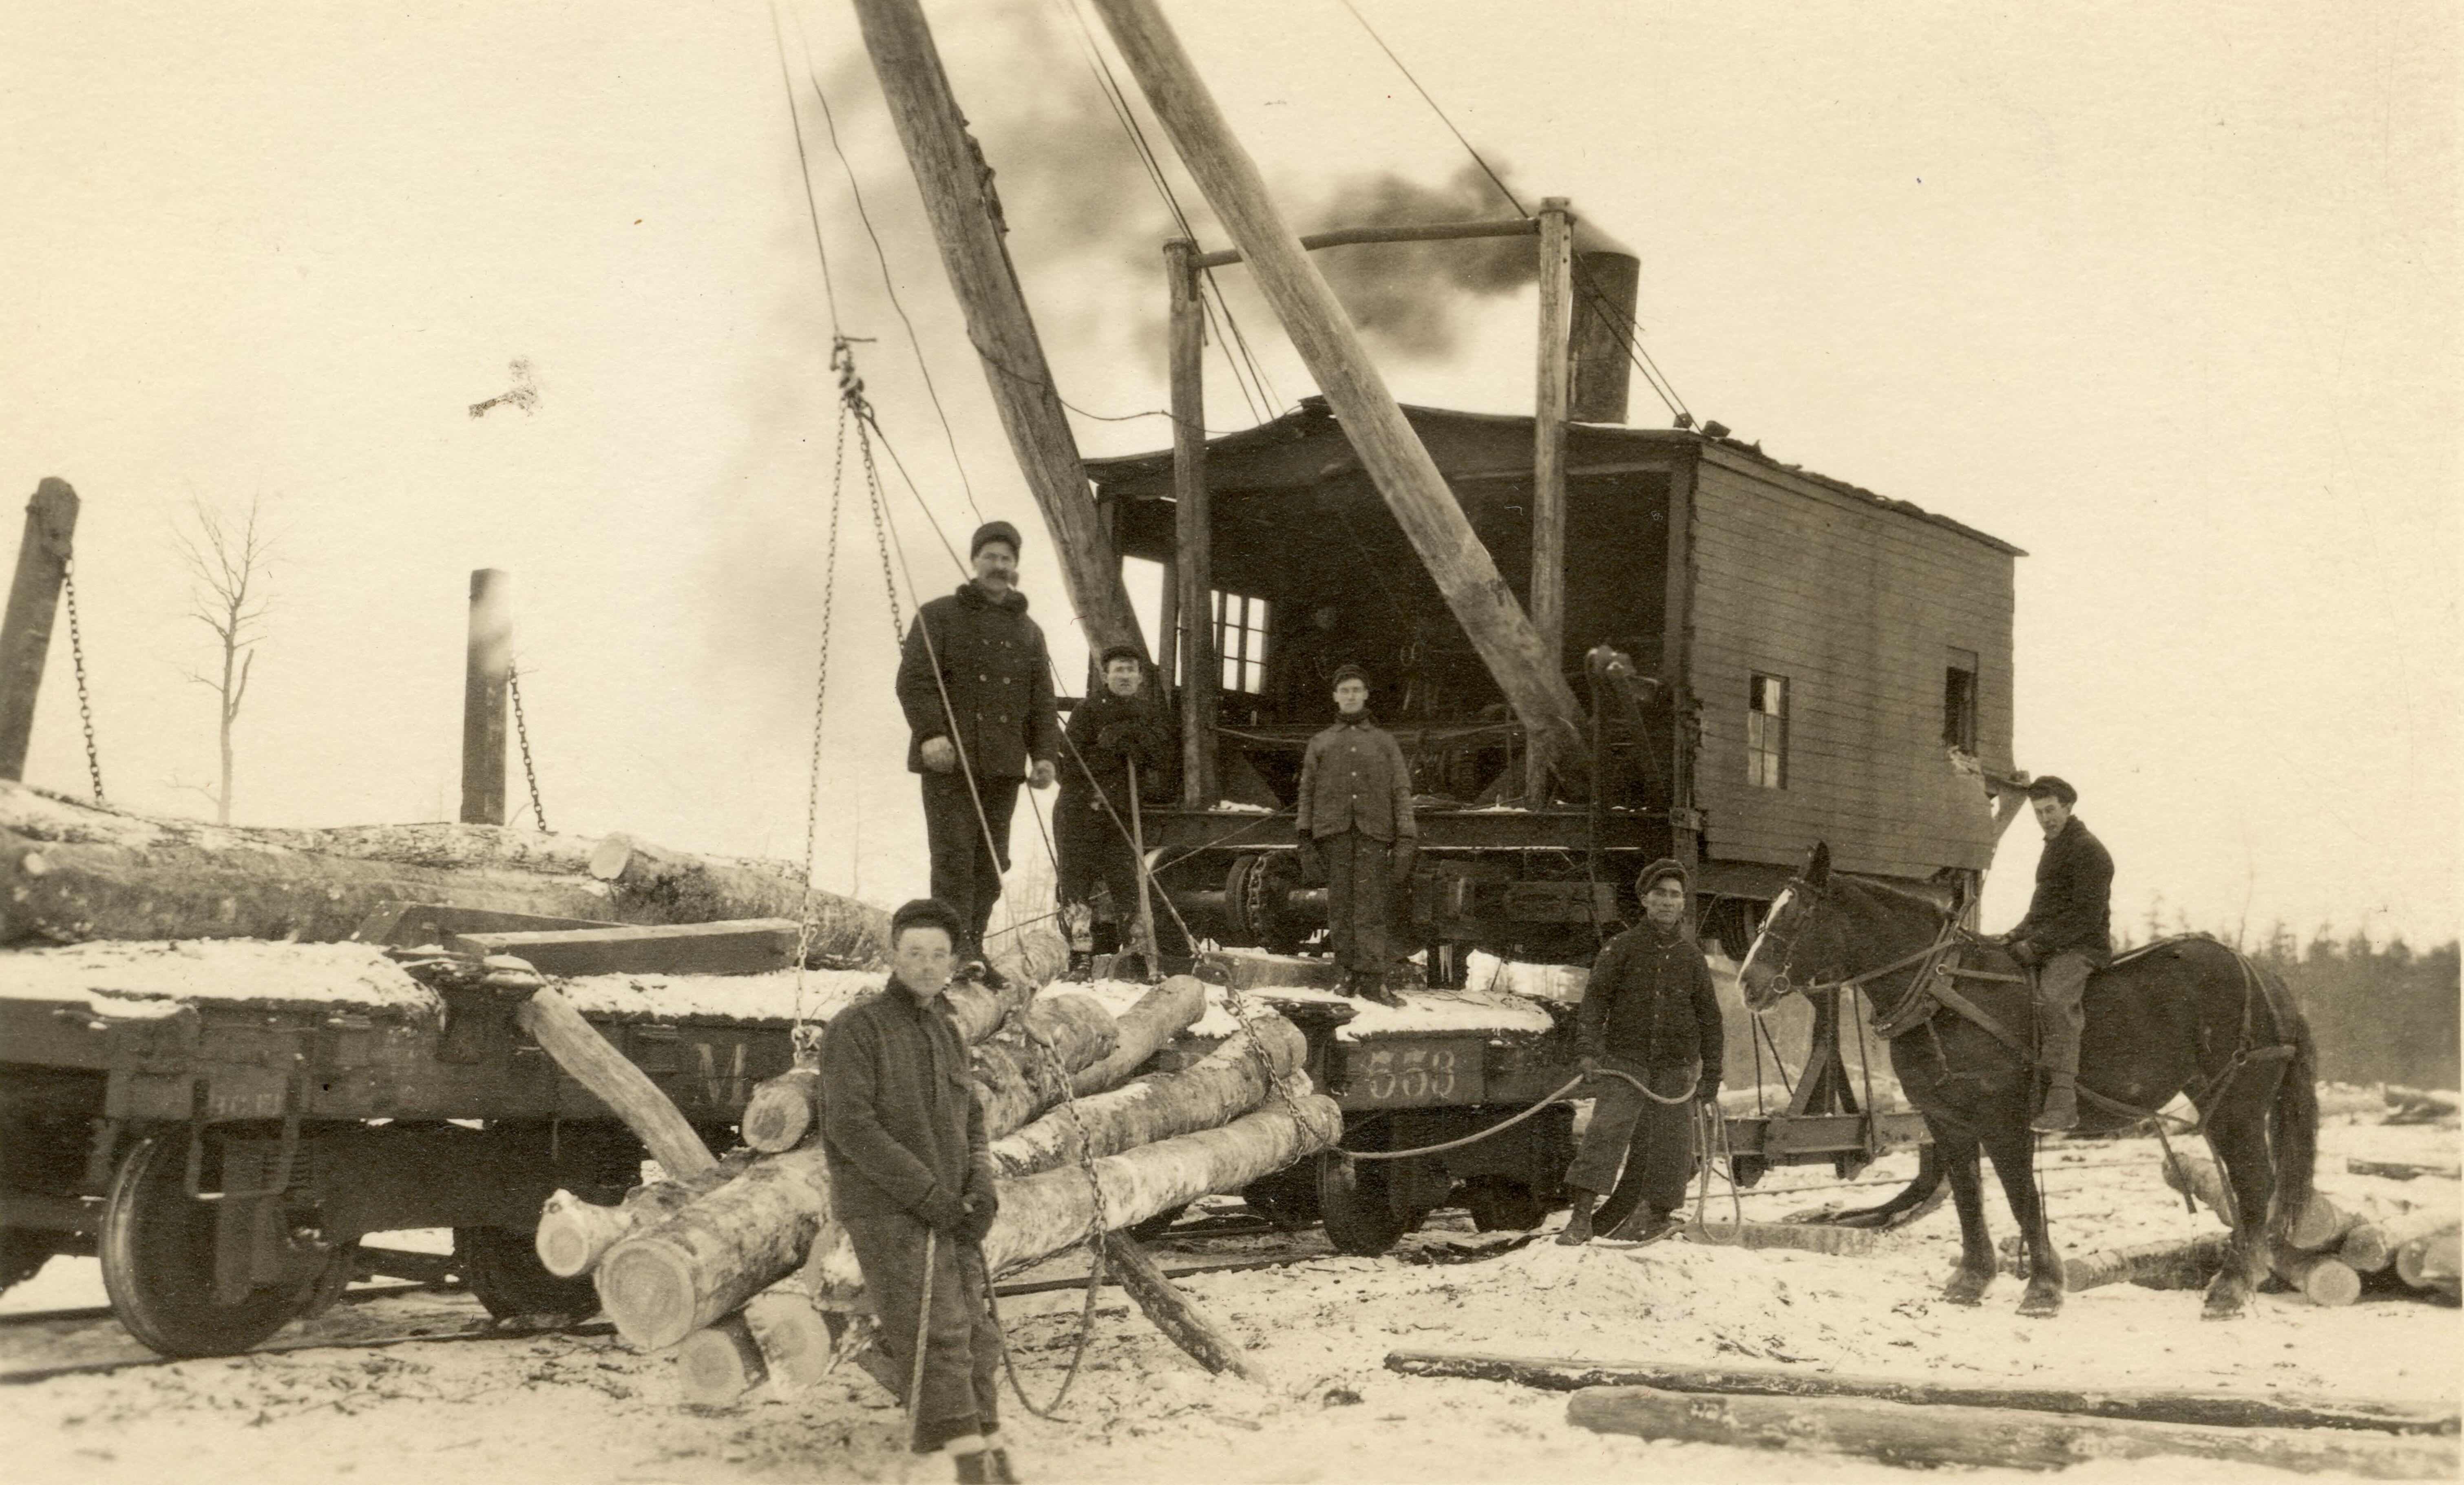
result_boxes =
[1576,921,1724,1079]
[896,582,1060,780]
[815,980,993,1225]
[1060,687,1173,813]
[1294,714,1416,844]
[2012,816,2115,964]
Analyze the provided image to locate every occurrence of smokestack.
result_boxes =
[1568,246,1639,424]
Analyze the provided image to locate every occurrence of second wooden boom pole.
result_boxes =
[1085,0,1590,780]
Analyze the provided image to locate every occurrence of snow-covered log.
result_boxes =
[2274,1249,2363,1307]
[2341,1207,2461,1273]
[515,986,718,1181]
[1567,1386,2460,1476]
[990,1015,1306,1178]
[1070,976,1207,1094]
[1386,1351,2460,1434]
[799,1095,1344,1302]
[1102,1233,1268,1383]
[1687,1221,1878,1257]
[971,992,1118,1138]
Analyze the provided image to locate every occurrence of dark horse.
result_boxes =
[1737,843,2317,1319]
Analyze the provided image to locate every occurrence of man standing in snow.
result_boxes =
[896,520,1059,983]
[2001,774,2114,1133]
[1558,859,1723,1245]
[816,898,1015,1483]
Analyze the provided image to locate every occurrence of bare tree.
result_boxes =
[172,494,273,824]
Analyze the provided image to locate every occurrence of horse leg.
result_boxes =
[2200,1088,2280,1320]
[1935,1126,1996,1306]
[1984,1131,2064,1317]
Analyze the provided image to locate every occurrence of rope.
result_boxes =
[1340,1067,1686,1162]
[907,1229,937,1454]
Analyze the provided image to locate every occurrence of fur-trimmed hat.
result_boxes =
[888,897,964,946]
[2025,775,2078,806]
[1330,663,1369,690]
[969,520,1023,559]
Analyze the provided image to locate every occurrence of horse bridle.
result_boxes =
[1751,875,1967,1016]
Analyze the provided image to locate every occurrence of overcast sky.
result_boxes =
[4,0,2455,946]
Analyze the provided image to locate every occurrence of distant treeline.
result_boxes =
[2119,923,2460,1091]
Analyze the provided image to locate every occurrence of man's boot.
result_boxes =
[2033,1074,2078,1133]
[1557,1189,1598,1246]
[1611,1205,1677,1243]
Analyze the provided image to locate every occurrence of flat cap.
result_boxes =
[2025,775,2078,806]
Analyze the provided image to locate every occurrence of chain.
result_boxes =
[59,559,105,806]
[506,663,545,832]
[1215,979,1312,1124]
[791,395,853,1028]
[985,1012,1109,1418]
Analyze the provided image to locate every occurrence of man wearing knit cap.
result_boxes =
[816,898,1014,1482]
[1558,858,1723,1245]
[2000,774,2113,1132]
[1293,664,1417,1004]
[895,520,1059,983]
[1056,642,1173,973]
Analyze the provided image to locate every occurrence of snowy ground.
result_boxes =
[3,1116,2455,1484]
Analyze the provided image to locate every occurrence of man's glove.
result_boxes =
[920,736,957,773]
[1577,1054,1602,1077]
[959,1184,999,1247]
[1389,837,1419,890]
[1295,836,1326,886]
[1029,758,1056,790]
[2008,937,2042,967]
[1695,1076,1722,1106]
[915,1185,968,1236]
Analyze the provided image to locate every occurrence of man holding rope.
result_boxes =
[897,520,1059,985]
[1056,643,1173,976]
[1558,859,1724,1245]
[816,897,1015,1483]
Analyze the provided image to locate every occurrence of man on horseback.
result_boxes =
[2000,775,2114,1132]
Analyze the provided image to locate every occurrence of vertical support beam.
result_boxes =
[1085,0,1589,787]
[0,479,78,782]
[1167,239,1218,806]
[461,568,511,825]
[1528,199,1574,802]
[1154,552,1179,694]
[1660,456,1698,874]
[848,0,1145,663]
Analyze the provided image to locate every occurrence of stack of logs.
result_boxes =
[524,972,1342,1403]
[2159,1152,2458,1307]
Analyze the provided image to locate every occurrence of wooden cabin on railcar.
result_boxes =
[1085,396,2020,972]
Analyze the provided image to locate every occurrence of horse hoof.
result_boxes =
[2201,1295,2248,1321]
[2018,1285,2064,1318]
[1941,1273,1992,1307]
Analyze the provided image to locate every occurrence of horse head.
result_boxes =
[1738,842,1844,1011]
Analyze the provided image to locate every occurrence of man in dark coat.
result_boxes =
[2002,774,2114,1132]
[1558,858,1723,1245]
[816,898,1012,1482]
[1056,643,1173,970]
[896,522,1060,977]
[1293,664,1417,1004]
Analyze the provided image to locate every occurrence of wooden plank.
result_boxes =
[1566,1385,2460,1476]
[0,478,77,782]
[357,902,623,948]
[1385,1350,2461,1435]
[1189,216,1538,269]
[453,918,802,977]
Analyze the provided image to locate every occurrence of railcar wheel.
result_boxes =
[99,1134,306,1357]
[455,1225,600,1320]
[1460,1175,1544,1232]
[1317,1152,1409,1256]
[1240,1165,1321,1229]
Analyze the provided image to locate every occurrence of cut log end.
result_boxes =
[741,1071,820,1154]
[586,834,637,883]
[599,1240,705,1351]
[676,1315,767,1406]
[535,1190,634,1278]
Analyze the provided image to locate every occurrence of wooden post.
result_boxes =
[847,0,1145,663]
[1167,239,1218,806]
[1085,0,1590,784]
[1528,199,1574,803]
[1659,457,1698,868]
[0,479,79,782]
[1154,552,1179,694]
[460,568,511,825]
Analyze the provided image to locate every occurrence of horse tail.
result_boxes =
[2261,963,2320,1249]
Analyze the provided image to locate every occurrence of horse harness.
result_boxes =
[1769,879,2298,1139]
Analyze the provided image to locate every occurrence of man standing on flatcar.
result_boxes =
[896,521,1059,984]
[1558,859,1724,1245]
[1057,643,1173,974]
[2001,775,2114,1133]
[1293,664,1417,1005]
[816,898,1014,1483]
